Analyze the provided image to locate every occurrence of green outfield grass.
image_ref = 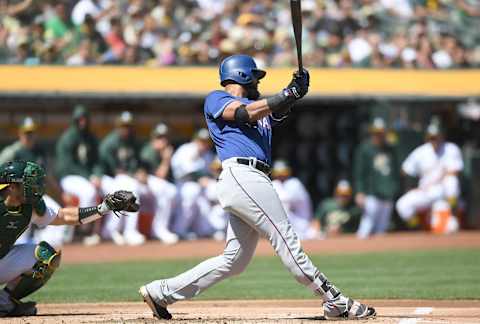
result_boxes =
[33,248,480,303]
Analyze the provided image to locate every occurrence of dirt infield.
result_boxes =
[3,232,479,323]
[2,300,480,324]
[61,231,480,264]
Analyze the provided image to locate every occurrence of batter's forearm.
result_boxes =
[246,99,272,121]
[224,92,295,123]
[223,100,271,122]
[244,95,293,122]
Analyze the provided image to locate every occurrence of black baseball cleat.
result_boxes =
[0,301,37,317]
[139,286,172,320]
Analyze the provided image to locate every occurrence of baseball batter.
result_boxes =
[396,122,463,223]
[139,54,376,320]
[0,160,138,317]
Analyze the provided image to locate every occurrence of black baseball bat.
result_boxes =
[290,0,303,74]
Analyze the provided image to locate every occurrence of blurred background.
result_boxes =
[1,0,480,248]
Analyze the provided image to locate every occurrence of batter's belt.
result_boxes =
[234,157,271,175]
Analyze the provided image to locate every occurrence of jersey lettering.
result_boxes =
[77,143,88,165]
[373,153,391,176]
[257,117,271,130]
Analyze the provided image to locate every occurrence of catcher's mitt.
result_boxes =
[104,190,139,216]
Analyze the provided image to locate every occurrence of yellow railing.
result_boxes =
[1,66,479,97]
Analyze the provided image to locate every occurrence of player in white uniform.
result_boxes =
[271,160,315,240]
[0,160,137,317]
[170,129,215,239]
[138,123,178,244]
[198,158,229,240]
[396,122,463,230]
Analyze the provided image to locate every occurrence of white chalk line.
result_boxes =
[414,307,434,315]
[398,307,434,324]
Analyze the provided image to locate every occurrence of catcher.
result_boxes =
[0,160,139,317]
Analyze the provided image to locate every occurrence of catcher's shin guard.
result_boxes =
[6,241,61,301]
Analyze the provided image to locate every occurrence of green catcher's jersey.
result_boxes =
[0,198,46,259]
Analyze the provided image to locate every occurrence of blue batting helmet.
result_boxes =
[219,55,266,86]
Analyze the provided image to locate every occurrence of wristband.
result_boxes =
[266,90,296,113]
[78,206,102,224]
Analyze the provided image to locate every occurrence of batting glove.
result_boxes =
[285,68,310,99]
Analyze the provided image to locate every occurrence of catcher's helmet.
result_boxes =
[0,160,45,202]
[219,54,266,86]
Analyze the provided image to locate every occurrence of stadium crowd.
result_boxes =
[1,107,465,248]
[0,0,479,68]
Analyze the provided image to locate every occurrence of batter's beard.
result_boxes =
[245,85,260,100]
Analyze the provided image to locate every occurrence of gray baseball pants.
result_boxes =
[146,158,339,305]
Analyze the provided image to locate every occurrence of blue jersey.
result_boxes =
[204,90,274,164]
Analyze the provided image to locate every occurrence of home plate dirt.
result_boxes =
[2,300,479,324]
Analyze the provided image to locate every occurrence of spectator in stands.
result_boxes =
[353,117,400,239]
[396,119,463,233]
[314,179,362,237]
[271,160,315,240]
[66,40,95,66]
[138,123,178,244]
[170,128,215,239]
[101,16,125,64]
[95,111,145,246]
[0,117,46,167]
[0,0,33,20]
[75,14,108,59]
[44,2,75,43]
[71,0,117,35]
[1,1,479,68]
[55,105,100,245]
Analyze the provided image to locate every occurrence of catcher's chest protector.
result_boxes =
[0,203,33,259]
